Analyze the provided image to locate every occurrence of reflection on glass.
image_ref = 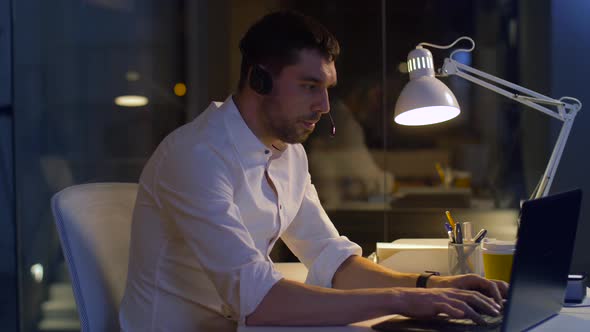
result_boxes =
[114,95,149,107]
[13,1,186,330]
[308,83,395,207]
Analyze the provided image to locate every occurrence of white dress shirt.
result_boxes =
[119,96,362,331]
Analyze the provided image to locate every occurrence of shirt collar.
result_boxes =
[222,95,279,168]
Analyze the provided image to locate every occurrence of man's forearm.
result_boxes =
[332,255,430,289]
[246,278,393,326]
[247,270,503,327]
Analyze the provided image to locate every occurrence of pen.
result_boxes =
[445,210,457,230]
[444,222,453,233]
[447,230,455,243]
[474,229,488,243]
[455,223,463,244]
[444,222,454,242]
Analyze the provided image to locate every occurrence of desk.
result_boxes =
[240,263,590,331]
[270,208,519,263]
[238,293,590,331]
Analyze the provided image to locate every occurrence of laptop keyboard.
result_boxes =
[447,313,504,327]
[372,314,504,332]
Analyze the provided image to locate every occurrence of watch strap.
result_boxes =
[416,271,440,288]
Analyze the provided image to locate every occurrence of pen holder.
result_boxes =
[448,242,483,276]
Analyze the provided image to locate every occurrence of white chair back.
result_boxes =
[51,182,138,332]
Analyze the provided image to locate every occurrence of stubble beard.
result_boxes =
[262,99,313,144]
[270,116,312,144]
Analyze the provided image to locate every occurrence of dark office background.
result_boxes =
[1,0,589,331]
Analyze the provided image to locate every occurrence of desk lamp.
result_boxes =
[394,37,582,199]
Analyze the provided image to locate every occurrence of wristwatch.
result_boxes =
[416,271,440,288]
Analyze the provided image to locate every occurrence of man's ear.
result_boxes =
[249,65,273,95]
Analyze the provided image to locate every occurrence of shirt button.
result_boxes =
[279,204,282,209]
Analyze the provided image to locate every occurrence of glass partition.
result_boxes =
[10,0,531,330]
[1,0,17,330]
[12,1,186,330]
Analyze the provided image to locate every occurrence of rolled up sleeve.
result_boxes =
[155,144,283,324]
[281,176,362,288]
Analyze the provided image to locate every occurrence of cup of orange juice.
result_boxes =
[481,239,516,283]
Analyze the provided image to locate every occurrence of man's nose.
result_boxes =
[314,88,330,115]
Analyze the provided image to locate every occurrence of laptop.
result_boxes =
[372,189,583,332]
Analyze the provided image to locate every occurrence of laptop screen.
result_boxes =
[502,189,582,331]
[372,189,583,332]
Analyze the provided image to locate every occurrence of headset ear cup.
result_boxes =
[249,65,273,95]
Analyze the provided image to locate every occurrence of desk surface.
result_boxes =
[238,294,590,331]
[240,263,590,332]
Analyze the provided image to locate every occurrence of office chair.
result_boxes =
[51,182,138,332]
[51,182,310,331]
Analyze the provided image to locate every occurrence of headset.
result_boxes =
[249,64,273,95]
[248,64,336,137]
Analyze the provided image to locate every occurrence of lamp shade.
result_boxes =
[394,47,460,126]
[394,76,460,125]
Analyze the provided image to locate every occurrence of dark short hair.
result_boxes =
[238,10,340,90]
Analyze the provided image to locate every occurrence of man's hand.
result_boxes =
[392,287,503,325]
[427,274,509,307]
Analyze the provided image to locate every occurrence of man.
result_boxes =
[119,10,508,331]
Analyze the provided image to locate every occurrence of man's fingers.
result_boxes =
[445,298,486,325]
[454,290,501,316]
[470,289,502,312]
[464,275,505,306]
[447,289,502,315]
[486,280,503,305]
[434,302,464,319]
[400,287,505,325]
[493,280,510,299]
[479,278,509,307]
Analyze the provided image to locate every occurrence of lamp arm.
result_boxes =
[442,58,571,120]
[441,58,581,198]
[535,117,575,198]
